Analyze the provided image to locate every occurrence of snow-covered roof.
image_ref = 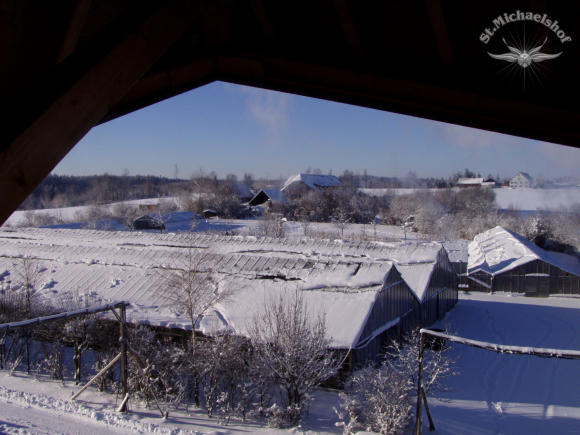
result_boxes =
[282,174,341,192]
[0,228,446,348]
[468,226,580,277]
[442,241,469,263]
[229,183,253,199]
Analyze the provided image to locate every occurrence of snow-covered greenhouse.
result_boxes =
[468,226,580,296]
[0,228,458,368]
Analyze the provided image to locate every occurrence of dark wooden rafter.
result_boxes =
[203,0,235,48]
[55,0,92,65]
[0,0,203,226]
[249,0,278,47]
[332,0,363,61]
[425,0,455,77]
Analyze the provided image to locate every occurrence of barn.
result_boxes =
[0,228,458,369]
[468,226,580,296]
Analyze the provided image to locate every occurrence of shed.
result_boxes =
[0,229,458,369]
[468,226,580,296]
[202,209,219,219]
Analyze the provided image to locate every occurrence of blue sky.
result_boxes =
[53,81,580,181]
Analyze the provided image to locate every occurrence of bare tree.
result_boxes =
[156,238,234,356]
[248,289,342,427]
[156,238,235,406]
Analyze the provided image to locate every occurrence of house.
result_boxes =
[133,215,165,231]
[509,172,534,189]
[457,178,499,188]
[0,228,458,369]
[468,226,580,296]
[281,174,341,197]
[248,189,289,207]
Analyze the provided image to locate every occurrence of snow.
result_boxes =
[0,375,342,435]
[425,292,580,435]
[441,241,469,263]
[468,226,580,277]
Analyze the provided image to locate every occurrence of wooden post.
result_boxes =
[421,387,436,431]
[416,331,425,435]
[119,304,128,412]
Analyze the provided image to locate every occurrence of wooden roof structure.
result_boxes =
[1,0,579,225]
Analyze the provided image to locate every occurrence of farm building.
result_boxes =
[281,174,342,197]
[0,228,457,368]
[468,226,580,296]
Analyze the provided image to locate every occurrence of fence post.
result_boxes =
[119,304,128,412]
[416,331,425,435]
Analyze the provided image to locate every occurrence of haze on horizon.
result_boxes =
[53,82,580,182]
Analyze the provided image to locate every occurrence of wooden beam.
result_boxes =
[0,0,202,226]
[332,0,363,61]
[249,0,278,47]
[55,0,92,65]
[426,0,455,77]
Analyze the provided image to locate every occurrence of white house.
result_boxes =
[281,174,341,197]
[509,172,534,188]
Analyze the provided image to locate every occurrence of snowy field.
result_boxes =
[3,293,580,434]
[361,188,580,212]
[2,204,417,242]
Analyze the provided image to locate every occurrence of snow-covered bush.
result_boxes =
[335,362,413,435]
[249,289,342,427]
[336,328,458,435]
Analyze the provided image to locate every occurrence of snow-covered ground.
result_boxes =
[3,293,580,434]
[428,292,580,435]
